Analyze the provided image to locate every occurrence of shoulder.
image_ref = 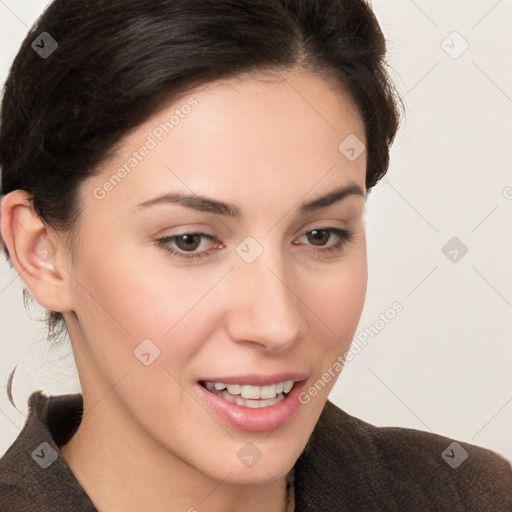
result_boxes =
[375,424,508,498]
[0,390,95,511]
[298,400,512,510]
[0,391,57,506]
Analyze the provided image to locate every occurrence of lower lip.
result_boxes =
[195,380,306,433]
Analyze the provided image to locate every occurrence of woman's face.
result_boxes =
[62,68,368,484]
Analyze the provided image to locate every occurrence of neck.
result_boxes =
[59,393,292,512]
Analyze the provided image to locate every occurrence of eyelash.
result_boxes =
[155,227,353,261]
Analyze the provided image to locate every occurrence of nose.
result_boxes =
[223,248,306,352]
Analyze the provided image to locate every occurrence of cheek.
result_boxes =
[307,244,368,345]
[71,234,196,333]
[69,239,230,376]
[296,254,367,407]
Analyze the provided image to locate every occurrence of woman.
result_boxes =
[0,0,511,510]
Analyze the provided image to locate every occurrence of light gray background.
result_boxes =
[1,0,511,463]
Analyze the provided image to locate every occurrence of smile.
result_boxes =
[202,380,295,408]
[196,375,307,432]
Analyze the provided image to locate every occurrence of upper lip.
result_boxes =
[199,373,308,386]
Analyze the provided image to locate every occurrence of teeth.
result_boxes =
[226,384,241,395]
[260,384,277,399]
[241,385,261,399]
[205,379,295,402]
[283,381,294,393]
[219,389,284,408]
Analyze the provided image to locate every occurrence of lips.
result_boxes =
[196,374,307,433]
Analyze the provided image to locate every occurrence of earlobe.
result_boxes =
[0,189,74,313]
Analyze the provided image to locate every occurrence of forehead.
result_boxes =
[186,68,364,138]
[84,68,366,215]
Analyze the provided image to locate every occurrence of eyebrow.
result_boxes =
[133,182,364,218]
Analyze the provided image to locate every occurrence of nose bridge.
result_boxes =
[227,238,304,350]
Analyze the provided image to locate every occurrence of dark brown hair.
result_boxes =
[0,0,401,404]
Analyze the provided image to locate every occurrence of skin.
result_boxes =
[1,67,368,512]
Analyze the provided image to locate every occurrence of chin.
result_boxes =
[185,433,304,486]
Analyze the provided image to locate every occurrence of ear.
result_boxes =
[1,189,74,313]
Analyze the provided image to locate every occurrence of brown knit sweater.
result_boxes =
[1,391,511,511]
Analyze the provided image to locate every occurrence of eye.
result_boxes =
[293,227,353,256]
[155,232,219,260]
[155,227,353,261]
